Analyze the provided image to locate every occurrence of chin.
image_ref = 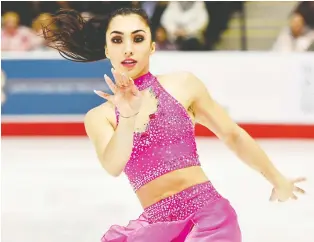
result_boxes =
[125,68,142,78]
[116,64,145,79]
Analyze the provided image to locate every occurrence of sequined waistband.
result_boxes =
[144,181,222,223]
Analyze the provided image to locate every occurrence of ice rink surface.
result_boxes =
[1,137,314,242]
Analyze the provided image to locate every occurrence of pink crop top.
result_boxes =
[115,72,201,191]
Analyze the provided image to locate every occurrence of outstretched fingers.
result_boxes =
[111,68,125,87]
[293,177,307,183]
[104,74,117,94]
[130,78,139,96]
[105,68,139,96]
[94,90,113,102]
[269,189,277,202]
[294,186,305,194]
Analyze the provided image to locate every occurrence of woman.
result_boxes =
[44,8,306,242]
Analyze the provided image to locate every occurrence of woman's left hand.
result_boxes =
[269,177,306,202]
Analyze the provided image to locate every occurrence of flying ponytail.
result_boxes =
[42,9,108,62]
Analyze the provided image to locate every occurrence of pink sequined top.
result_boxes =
[115,72,201,191]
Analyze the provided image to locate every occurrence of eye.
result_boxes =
[111,37,122,44]
[134,35,144,43]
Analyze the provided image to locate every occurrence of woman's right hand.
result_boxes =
[94,68,142,117]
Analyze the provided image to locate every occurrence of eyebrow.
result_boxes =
[110,30,146,35]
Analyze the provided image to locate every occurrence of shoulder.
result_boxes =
[156,71,207,106]
[157,71,204,90]
[157,71,199,84]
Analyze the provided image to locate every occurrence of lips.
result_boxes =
[121,58,137,68]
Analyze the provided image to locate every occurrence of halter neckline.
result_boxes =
[133,72,155,91]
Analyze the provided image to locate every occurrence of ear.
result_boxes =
[105,45,109,59]
[150,42,156,55]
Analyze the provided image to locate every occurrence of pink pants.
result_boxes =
[102,182,242,242]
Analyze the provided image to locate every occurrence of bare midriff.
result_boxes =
[136,166,209,208]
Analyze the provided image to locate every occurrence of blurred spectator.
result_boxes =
[160,1,209,50]
[31,13,56,50]
[155,26,177,50]
[80,11,94,21]
[0,1,240,52]
[204,1,243,50]
[1,1,72,27]
[1,12,42,51]
[294,1,314,28]
[272,13,314,52]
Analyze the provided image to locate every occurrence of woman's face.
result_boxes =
[155,27,167,43]
[3,13,19,32]
[290,13,305,37]
[105,14,155,79]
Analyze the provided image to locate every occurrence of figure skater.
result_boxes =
[43,8,306,242]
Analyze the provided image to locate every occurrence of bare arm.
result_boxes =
[185,71,308,202]
[187,72,306,202]
[187,73,285,187]
[84,69,143,177]
[84,105,136,177]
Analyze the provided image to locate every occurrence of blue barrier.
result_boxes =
[1,59,114,115]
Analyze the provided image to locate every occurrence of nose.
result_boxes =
[124,39,134,56]
[124,50,133,56]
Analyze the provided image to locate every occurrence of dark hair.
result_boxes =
[42,8,151,62]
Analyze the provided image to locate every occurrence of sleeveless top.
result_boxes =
[115,72,201,191]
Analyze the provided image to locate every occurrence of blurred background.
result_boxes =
[1,0,314,135]
[1,1,314,242]
[2,1,314,52]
